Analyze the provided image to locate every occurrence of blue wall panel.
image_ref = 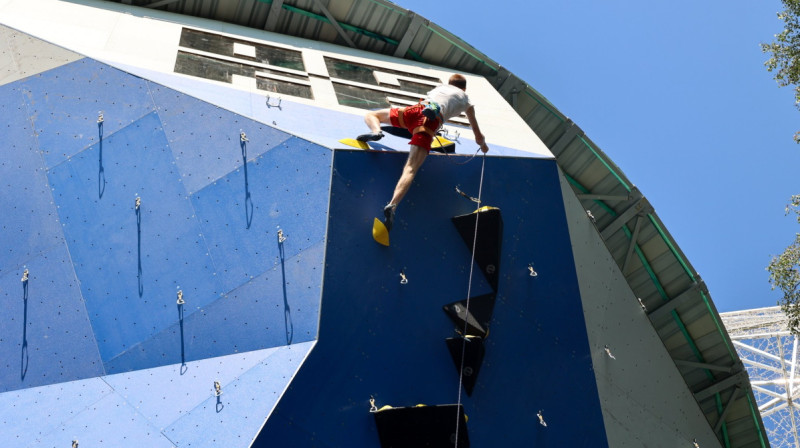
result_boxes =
[150,83,296,195]
[2,55,330,387]
[189,136,331,294]
[0,49,331,446]
[20,59,155,169]
[0,86,63,272]
[0,242,103,393]
[46,111,224,368]
[256,151,608,447]
[104,241,324,373]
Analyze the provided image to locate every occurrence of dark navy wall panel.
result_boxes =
[104,241,324,373]
[46,111,224,368]
[0,86,63,273]
[257,151,607,447]
[0,242,102,393]
[20,59,155,169]
[150,83,296,194]
[190,136,331,294]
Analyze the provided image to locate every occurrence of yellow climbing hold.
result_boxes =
[372,218,390,246]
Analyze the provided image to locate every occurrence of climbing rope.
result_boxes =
[454,151,486,447]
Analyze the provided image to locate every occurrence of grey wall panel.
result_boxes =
[0,25,83,86]
[558,168,723,448]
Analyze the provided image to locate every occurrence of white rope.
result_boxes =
[454,152,486,447]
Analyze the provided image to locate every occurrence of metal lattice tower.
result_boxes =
[721,306,800,448]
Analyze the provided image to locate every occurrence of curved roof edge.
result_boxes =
[86,0,769,446]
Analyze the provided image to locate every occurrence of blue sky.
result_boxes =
[399,0,800,312]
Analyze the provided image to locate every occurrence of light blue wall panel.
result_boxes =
[0,85,63,272]
[102,346,287,431]
[0,377,112,446]
[20,59,155,169]
[46,111,224,367]
[0,242,102,393]
[32,391,175,448]
[164,342,315,447]
[150,83,296,194]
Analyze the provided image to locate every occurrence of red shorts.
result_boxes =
[389,103,441,151]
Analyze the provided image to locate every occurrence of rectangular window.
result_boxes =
[332,82,423,110]
[175,52,312,99]
[324,57,440,89]
[179,28,305,71]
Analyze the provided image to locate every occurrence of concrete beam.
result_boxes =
[264,0,284,31]
[393,13,425,58]
[311,0,356,48]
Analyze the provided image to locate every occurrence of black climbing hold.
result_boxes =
[452,207,503,292]
[442,293,495,339]
[373,403,469,447]
[446,336,485,396]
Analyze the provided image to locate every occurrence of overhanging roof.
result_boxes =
[87,0,770,446]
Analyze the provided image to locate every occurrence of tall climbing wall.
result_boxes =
[0,21,613,448]
[255,150,609,447]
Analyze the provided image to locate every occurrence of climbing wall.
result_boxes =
[0,22,614,448]
[255,150,609,447]
[0,53,330,446]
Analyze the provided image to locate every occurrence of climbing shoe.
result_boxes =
[356,132,384,142]
[383,204,396,232]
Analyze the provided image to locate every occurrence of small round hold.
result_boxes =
[462,366,474,377]
[485,264,496,274]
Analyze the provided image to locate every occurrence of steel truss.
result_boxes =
[721,306,800,448]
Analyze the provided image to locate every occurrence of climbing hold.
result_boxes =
[372,218,389,247]
[446,335,485,396]
[442,294,495,339]
[372,403,469,448]
[452,207,503,292]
